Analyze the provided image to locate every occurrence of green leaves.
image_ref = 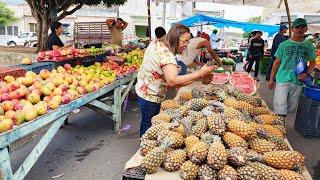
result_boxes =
[0,2,16,26]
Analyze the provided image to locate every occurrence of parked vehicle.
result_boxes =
[7,32,38,47]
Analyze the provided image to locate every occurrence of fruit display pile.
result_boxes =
[0,61,138,133]
[118,48,144,67]
[37,47,104,61]
[139,83,306,180]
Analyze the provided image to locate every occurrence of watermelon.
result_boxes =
[230,71,256,95]
[211,73,229,85]
[214,67,225,73]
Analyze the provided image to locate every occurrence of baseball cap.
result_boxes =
[292,18,307,28]
[280,24,288,31]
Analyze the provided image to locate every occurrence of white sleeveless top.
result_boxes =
[176,37,206,66]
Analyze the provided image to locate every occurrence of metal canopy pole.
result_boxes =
[162,0,167,27]
[147,0,152,41]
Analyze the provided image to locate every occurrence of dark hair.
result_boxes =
[117,18,123,22]
[50,21,62,33]
[155,27,166,39]
[160,24,190,55]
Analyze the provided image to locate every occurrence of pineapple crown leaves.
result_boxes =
[159,136,174,150]
[180,117,193,136]
[201,132,221,145]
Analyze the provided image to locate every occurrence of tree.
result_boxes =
[247,16,261,23]
[242,31,251,38]
[0,2,16,26]
[25,0,127,51]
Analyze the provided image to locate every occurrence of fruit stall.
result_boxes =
[0,48,144,179]
[123,72,312,180]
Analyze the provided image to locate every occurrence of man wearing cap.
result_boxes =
[268,18,317,117]
[266,25,288,81]
[210,29,221,49]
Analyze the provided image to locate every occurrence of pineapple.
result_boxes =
[267,135,290,151]
[163,149,187,172]
[274,125,286,136]
[234,90,263,108]
[263,151,305,170]
[255,115,281,125]
[223,132,248,149]
[169,123,185,136]
[151,113,171,125]
[191,88,205,98]
[217,165,238,180]
[161,99,181,110]
[142,123,169,140]
[255,107,272,115]
[237,165,261,180]
[188,141,208,163]
[185,135,200,153]
[228,119,255,140]
[247,149,264,162]
[263,125,284,139]
[180,160,199,180]
[207,141,228,170]
[248,122,263,131]
[141,137,173,174]
[188,111,205,123]
[191,117,208,138]
[201,106,216,117]
[140,140,158,156]
[198,164,218,180]
[223,107,245,123]
[223,97,238,108]
[235,101,256,116]
[228,147,248,167]
[278,169,305,180]
[179,91,193,103]
[249,138,276,154]
[188,98,208,111]
[248,162,284,180]
[207,113,226,135]
[157,130,184,148]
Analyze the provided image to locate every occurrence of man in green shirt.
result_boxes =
[268,18,317,116]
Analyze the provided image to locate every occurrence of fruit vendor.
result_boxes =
[175,34,223,75]
[106,18,128,46]
[47,21,73,50]
[135,24,217,137]
[268,18,317,117]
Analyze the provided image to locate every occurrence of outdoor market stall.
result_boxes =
[123,72,313,180]
[0,47,144,179]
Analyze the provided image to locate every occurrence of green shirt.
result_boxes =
[275,39,316,85]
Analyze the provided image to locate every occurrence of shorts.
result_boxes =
[176,60,188,75]
[273,82,303,115]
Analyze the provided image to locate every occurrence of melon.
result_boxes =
[211,73,229,85]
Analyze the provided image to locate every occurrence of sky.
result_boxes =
[197,2,264,22]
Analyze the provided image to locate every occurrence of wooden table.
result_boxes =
[123,81,313,180]
[0,73,137,180]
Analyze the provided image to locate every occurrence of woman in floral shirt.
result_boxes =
[136,24,218,137]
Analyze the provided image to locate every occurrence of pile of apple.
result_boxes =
[118,48,144,67]
[101,60,138,78]
[0,62,117,133]
[86,46,105,56]
[37,48,105,61]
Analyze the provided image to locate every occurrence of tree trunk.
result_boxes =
[36,15,50,52]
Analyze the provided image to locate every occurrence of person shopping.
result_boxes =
[136,24,217,137]
[106,18,128,46]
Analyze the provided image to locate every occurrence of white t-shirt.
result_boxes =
[210,33,219,49]
[176,37,206,66]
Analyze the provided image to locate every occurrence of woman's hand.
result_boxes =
[268,80,275,89]
[298,73,309,81]
[199,63,217,76]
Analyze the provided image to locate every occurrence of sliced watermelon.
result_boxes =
[211,73,230,85]
[230,71,256,95]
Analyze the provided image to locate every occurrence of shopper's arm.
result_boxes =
[298,60,316,81]
[106,19,115,26]
[197,40,223,67]
[122,20,128,30]
[162,63,216,88]
[268,58,281,89]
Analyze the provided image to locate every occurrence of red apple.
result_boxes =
[12,110,25,125]
[5,110,15,119]
[9,90,20,100]
[62,94,72,104]
[0,86,10,94]
[10,82,20,91]
[18,87,27,97]
[64,63,72,70]
[76,86,87,95]
[0,93,10,102]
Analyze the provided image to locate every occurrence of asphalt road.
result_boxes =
[9,72,320,180]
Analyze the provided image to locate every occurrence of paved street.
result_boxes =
[9,73,320,180]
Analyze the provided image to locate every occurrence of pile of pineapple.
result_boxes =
[139,84,306,180]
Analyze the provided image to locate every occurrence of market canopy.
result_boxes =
[173,14,280,36]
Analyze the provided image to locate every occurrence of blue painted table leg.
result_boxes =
[113,87,122,133]
[0,147,13,180]
[13,115,68,180]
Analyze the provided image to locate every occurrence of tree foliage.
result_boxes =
[0,2,16,26]
[247,16,261,23]
[242,31,251,38]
